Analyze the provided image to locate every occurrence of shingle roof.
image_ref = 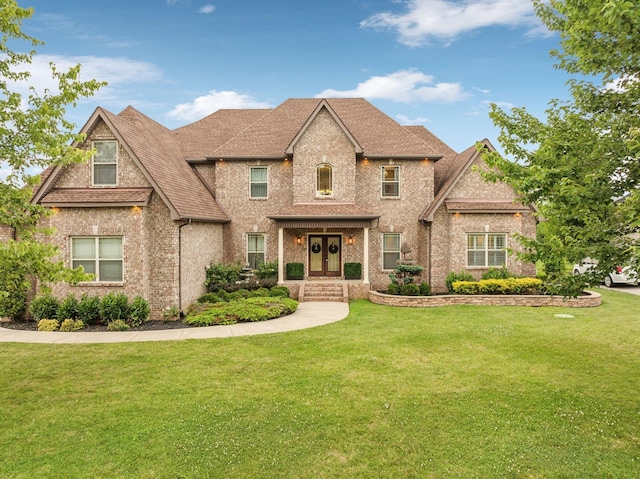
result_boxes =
[267,203,379,220]
[40,188,153,206]
[445,198,531,213]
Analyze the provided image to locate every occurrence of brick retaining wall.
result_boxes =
[369,290,601,308]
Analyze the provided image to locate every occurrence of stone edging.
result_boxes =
[368,290,601,308]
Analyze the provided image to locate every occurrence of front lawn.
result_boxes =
[1,289,639,478]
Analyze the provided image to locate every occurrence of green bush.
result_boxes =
[59,319,85,332]
[107,319,130,331]
[446,271,475,293]
[419,282,431,296]
[286,262,304,280]
[269,286,290,298]
[197,293,223,304]
[57,294,79,321]
[452,281,482,295]
[344,262,362,279]
[77,295,101,325]
[482,267,513,280]
[129,296,150,327]
[386,283,400,295]
[226,292,244,302]
[99,292,130,323]
[205,262,242,291]
[401,283,420,296]
[0,288,27,321]
[249,287,270,297]
[255,261,278,280]
[235,289,251,298]
[29,295,60,322]
[37,319,59,331]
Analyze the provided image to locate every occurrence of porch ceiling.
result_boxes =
[267,203,379,228]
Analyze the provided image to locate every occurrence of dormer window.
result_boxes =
[92,140,117,186]
[316,164,333,197]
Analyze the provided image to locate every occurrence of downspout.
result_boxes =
[178,219,192,314]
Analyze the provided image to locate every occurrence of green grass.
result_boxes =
[2,289,640,478]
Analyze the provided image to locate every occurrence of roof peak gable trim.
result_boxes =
[285,99,364,155]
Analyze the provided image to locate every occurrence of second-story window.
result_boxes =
[92,140,117,186]
[316,164,333,197]
[250,166,268,198]
[382,166,400,197]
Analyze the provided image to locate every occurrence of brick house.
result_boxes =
[30,98,536,317]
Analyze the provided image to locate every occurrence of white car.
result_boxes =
[573,259,638,287]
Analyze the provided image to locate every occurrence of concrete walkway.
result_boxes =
[0,302,350,344]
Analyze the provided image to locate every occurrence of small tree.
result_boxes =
[0,2,105,319]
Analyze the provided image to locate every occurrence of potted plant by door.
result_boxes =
[286,262,304,280]
[344,262,362,280]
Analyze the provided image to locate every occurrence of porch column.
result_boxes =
[363,226,370,284]
[277,227,284,284]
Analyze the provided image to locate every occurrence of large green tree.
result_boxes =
[0,0,105,319]
[483,0,640,294]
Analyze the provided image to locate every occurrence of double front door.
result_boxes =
[308,235,341,277]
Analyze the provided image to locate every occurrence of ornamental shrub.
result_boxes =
[57,294,79,321]
[99,292,130,323]
[77,295,101,325]
[452,281,482,294]
[344,262,362,279]
[249,287,270,297]
[482,267,512,280]
[401,283,420,296]
[107,319,130,331]
[446,271,475,293]
[37,319,59,331]
[452,278,543,295]
[29,295,60,322]
[129,296,150,327]
[269,286,290,298]
[197,293,223,304]
[419,282,431,296]
[205,261,242,291]
[59,319,85,332]
[0,288,27,321]
[255,261,278,280]
[386,283,400,295]
[286,262,304,280]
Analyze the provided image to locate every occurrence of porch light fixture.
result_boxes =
[346,234,355,245]
[362,157,369,165]
[514,212,522,218]
[51,207,60,215]
[296,235,305,245]
[131,205,142,213]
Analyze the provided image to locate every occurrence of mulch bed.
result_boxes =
[0,320,198,332]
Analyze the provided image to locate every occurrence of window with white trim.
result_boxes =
[92,140,117,186]
[382,166,399,197]
[247,233,265,269]
[467,233,507,267]
[382,233,401,270]
[316,164,333,197]
[250,166,268,198]
[71,237,123,282]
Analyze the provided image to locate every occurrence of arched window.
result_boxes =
[316,164,333,196]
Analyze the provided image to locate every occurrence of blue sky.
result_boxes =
[19,0,573,153]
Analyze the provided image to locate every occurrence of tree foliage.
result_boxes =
[0,1,105,318]
[483,0,640,292]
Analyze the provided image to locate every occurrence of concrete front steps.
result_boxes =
[298,282,348,303]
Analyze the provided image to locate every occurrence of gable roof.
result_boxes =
[33,106,229,223]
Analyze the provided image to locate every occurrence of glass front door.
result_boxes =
[308,235,341,277]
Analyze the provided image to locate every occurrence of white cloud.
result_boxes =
[167,90,272,121]
[395,114,431,125]
[199,4,215,14]
[360,0,546,46]
[316,69,468,103]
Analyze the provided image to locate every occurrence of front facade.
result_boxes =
[30,98,536,317]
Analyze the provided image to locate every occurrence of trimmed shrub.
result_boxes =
[452,281,482,295]
[107,319,130,331]
[129,296,150,327]
[57,294,79,321]
[386,283,400,295]
[59,319,85,332]
[197,293,223,304]
[419,282,431,296]
[29,295,60,322]
[286,262,304,280]
[344,262,362,279]
[255,261,278,280]
[249,287,270,297]
[99,292,130,323]
[185,296,298,327]
[401,283,420,296]
[446,271,475,293]
[77,295,101,325]
[269,286,290,298]
[37,319,59,331]
[482,267,513,280]
[205,262,242,291]
[0,289,27,322]
[452,278,543,295]
[226,291,244,302]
